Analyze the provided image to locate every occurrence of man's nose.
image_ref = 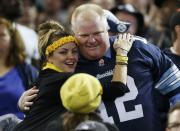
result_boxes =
[88,34,96,43]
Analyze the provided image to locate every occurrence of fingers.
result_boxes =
[129,34,134,44]
[24,107,30,111]
[23,101,34,111]
[23,102,33,111]
[26,93,38,102]
[120,33,132,41]
[122,33,126,40]
[18,87,39,112]
[26,86,39,96]
[120,33,134,45]
[24,101,34,107]
[113,33,134,55]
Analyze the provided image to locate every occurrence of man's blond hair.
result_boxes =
[71,3,109,32]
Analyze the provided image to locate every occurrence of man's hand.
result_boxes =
[113,33,134,56]
[18,86,39,112]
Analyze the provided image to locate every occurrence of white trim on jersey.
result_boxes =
[133,36,148,44]
[155,65,180,95]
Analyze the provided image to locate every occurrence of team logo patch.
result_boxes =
[98,59,105,67]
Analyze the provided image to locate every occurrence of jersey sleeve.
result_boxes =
[152,48,180,100]
[136,40,180,104]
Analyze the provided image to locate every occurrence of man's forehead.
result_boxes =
[75,24,105,35]
[74,18,105,33]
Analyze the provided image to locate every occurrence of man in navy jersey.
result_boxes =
[18,3,180,131]
[70,4,180,131]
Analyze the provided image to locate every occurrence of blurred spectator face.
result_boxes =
[0,0,24,21]
[123,0,152,12]
[44,0,63,14]
[18,0,37,29]
[0,24,11,57]
[115,11,138,35]
[90,0,115,10]
[110,4,144,36]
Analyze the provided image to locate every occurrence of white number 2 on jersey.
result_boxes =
[99,76,144,123]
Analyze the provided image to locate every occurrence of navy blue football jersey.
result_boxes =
[75,36,180,131]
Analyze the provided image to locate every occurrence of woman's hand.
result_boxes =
[18,86,39,112]
[113,33,134,56]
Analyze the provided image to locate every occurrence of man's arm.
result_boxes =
[104,33,133,99]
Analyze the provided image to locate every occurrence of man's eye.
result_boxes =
[94,32,101,35]
[79,34,89,38]
[93,31,104,36]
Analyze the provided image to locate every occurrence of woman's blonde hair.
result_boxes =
[0,17,26,66]
[37,20,74,66]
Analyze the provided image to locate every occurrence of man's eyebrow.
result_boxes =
[78,33,89,36]
[78,31,104,36]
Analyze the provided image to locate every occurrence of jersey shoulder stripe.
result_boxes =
[155,65,180,94]
[133,36,148,44]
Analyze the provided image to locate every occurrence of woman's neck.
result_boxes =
[171,39,180,56]
[0,59,13,77]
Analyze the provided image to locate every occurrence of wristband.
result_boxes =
[116,62,128,65]
[116,55,128,63]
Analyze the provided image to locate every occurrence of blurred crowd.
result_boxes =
[0,0,179,66]
[0,0,180,131]
[11,0,180,49]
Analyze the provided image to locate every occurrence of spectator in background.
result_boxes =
[35,0,69,28]
[45,73,120,131]
[17,0,37,30]
[166,103,180,131]
[90,0,115,10]
[122,0,179,49]
[110,4,145,36]
[0,0,40,66]
[122,0,157,27]
[163,11,180,69]
[145,0,179,49]
[74,120,109,131]
[0,18,38,130]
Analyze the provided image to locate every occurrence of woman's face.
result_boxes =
[48,42,78,72]
[0,25,11,58]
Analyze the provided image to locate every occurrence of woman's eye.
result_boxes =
[58,51,67,54]
[72,50,78,54]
